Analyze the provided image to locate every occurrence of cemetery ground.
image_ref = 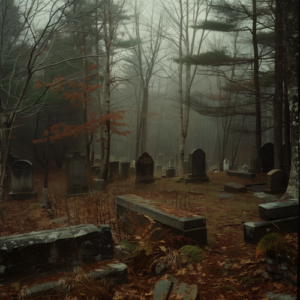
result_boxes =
[0,168,297,300]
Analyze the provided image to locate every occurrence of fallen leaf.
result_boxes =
[159,246,167,252]
[144,291,153,296]
[202,273,206,276]
[240,259,251,264]
[252,287,261,291]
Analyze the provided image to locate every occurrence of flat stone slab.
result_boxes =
[265,292,297,300]
[153,280,173,300]
[259,200,299,221]
[25,262,127,298]
[226,170,256,179]
[218,194,234,199]
[244,216,298,244]
[224,182,247,193]
[0,224,113,282]
[7,190,38,201]
[170,282,198,300]
[116,195,207,245]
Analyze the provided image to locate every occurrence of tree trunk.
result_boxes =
[274,4,283,169]
[140,87,148,154]
[252,0,262,172]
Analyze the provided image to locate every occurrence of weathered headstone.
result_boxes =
[8,160,38,200]
[265,169,288,193]
[131,160,135,168]
[66,152,89,195]
[261,143,274,173]
[242,164,249,172]
[93,179,105,191]
[0,224,113,282]
[259,200,298,221]
[166,168,176,178]
[120,162,130,179]
[156,164,163,170]
[158,154,164,166]
[169,157,174,169]
[135,152,154,184]
[223,159,229,171]
[108,161,120,181]
[185,149,209,184]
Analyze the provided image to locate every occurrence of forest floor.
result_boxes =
[0,168,297,300]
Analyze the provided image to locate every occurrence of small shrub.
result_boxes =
[179,245,205,265]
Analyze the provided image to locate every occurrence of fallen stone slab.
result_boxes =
[0,224,113,283]
[25,261,127,298]
[116,195,207,245]
[244,216,298,244]
[153,280,173,300]
[226,170,256,179]
[218,194,234,199]
[265,292,296,300]
[259,200,299,221]
[250,184,267,192]
[224,182,247,194]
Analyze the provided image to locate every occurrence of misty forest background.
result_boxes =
[0,0,298,201]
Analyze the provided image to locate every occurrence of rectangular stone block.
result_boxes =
[226,170,256,179]
[0,224,113,282]
[166,169,176,178]
[259,200,299,221]
[116,195,207,245]
[244,216,298,244]
[224,182,247,193]
[7,190,38,200]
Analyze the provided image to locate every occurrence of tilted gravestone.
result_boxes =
[185,149,209,183]
[135,152,154,184]
[66,152,89,194]
[223,159,229,171]
[8,160,38,200]
[120,162,130,179]
[265,169,288,193]
[0,224,113,282]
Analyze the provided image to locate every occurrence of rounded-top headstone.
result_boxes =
[11,160,33,193]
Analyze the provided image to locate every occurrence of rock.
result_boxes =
[154,262,167,275]
[274,274,284,280]
[266,255,280,266]
[169,282,198,300]
[262,271,274,279]
[218,194,234,199]
[284,270,295,280]
[152,280,173,300]
[278,263,289,271]
[267,265,284,275]
[265,292,297,300]
[280,278,296,288]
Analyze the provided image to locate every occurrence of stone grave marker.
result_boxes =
[66,152,89,195]
[169,157,174,169]
[224,182,247,193]
[265,169,288,193]
[108,161,120,181]
[166,168,176,178]
[93,179,105,191]
[185,149,209,183]
[261,143,274,173]
[158,154,164,166]
[156,164,162,170]
[135,152,154,184]
[120,162,130,179]
[223,159,229,171]
[131,160,135,168]
[0,224,113,282]
[8,160,38,200]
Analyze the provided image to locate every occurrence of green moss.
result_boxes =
[120,239,136,253]
[10,282,20,291]
[30,203,40,210]
[179,245,205,264]
[240,277,261,285]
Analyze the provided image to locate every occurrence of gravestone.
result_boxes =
[166,168,176,178]
[265,169,288,193]
[259,200,298,221]
[224,182,247,193]
[120,162,130,179]
[0,224,113,282]
[242,164,249,172]
[66,152,89,195]
[8,160,38,200]
[223,159,229,171]
[156,164,163,170]
[7,153,18,182]
[158,154,164,166]
[93,179,105,191]
[261,143,274,173]
[108,161,120,181]
[185,149,209,184]
[131,160,135,168]
[169,157,174,169]
[184,160,188,174]
[135,152,154,184]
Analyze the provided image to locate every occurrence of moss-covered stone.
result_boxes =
[179,245,205,265]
